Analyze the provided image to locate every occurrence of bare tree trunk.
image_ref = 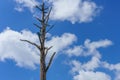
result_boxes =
[40,52,46,80]
[40,2,46,80]
[21,1,56,80]
[40,23,46,80]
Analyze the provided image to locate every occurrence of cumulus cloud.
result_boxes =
[45,33,77,62]
[71,60,111,80]
[70,60,111,80]
[103,62,120,71]
[102,62,120,80]
[0,27,39,69]
[65,39,112,57]
[66,39,113,80]
[0,28,76,69]
[115,71,120,80]
[14,0,39,12]
[14,0,101,23]
[65,38,120,80]
[84,39,112,52]
[83,56,101,71]
[0,28,119,80]
[70,60,82,74]
[70,56,101,73]
[73,71,111,80]
[49,0,101,23]
[70,57,111,80]
[65,46,83,57]
[46,33,77,53]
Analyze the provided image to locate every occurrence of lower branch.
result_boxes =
[45,52,56,72]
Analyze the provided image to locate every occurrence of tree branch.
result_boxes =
[45,52,56,72]
[46,25,54,33]
[45,46,53,57]
[36,5,42,11]
[37,32,42,46]
[35,17,43,23]
[20,39,40,49]
[33,23,42,29]
[45,7,52,24]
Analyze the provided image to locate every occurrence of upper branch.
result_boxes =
[45,7,52,24]
[33,23,42,29]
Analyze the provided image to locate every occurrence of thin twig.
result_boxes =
[36,5,42,11]
[46,25,54,33]
[45,7,52,24]
[33,23,42,29]
[36,17,43,23]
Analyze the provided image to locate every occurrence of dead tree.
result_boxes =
[20,1,56,80]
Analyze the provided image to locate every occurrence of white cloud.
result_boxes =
[46,33,77,53]
[65,46,83,57]
[67,39,113,80]
[70,56,100,73]
[102,62,120,71]
[0,28,118,80]
[115,71,120,80]
[70,60,82,74]
[0,28,39,69]
[84,39,113,53]
[70,60,111,80]
[14,0,39,12]
[14,0,101,23]
[83,39,112,57]
[102,62,120,80]
[49,0,101,23]
[0,28,76,69]
[82,56,100,71]
[65,39,112,57]
[73,71,111,80]
[71,60,111,80]
[45,33,77,62]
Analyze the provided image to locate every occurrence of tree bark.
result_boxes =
[40,50,46,80]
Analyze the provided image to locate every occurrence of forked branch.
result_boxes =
[45,46,53,57]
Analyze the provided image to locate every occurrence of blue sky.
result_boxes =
[0,0,120,80]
